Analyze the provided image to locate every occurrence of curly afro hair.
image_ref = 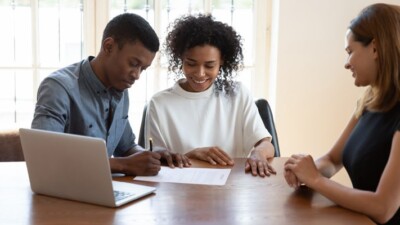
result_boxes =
[164,14,244,94]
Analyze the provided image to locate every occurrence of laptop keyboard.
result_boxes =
[114,190,136,201]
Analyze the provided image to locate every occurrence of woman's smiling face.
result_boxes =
[344,29,378,87]
[180,45,222,92]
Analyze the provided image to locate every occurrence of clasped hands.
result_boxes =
[284,154,322,189]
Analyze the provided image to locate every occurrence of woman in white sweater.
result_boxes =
[145,14,276,177]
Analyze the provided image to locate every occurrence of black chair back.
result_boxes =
[255,99,280,157]
[138,104,147,148]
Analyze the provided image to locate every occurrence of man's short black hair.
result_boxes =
[103,13,159,52]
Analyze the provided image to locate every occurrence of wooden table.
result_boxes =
[0,158,375,225]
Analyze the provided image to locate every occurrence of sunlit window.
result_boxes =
[0,0,83,128]
[0,0,267,137]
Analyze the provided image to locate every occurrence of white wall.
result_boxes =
[270,0,400,185]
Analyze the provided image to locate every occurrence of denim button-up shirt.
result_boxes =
[32,57,137,156]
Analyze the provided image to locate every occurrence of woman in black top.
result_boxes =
[284,3,400,225]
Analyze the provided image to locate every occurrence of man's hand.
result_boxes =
[111,151,161,176]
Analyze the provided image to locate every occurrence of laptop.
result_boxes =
[19,128,156,207]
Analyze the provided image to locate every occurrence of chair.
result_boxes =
[138,99,281,157]
[138,104,148,148]
[0,129,24,161]
[255,98,280,157]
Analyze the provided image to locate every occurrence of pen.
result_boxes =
[149,138,153,152]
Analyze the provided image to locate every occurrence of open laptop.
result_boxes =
[19,128,156,207]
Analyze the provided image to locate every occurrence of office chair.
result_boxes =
[255,99,281,157]
[138,104,147,148]
[0,129,24,161]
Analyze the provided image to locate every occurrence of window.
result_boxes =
[0,0,271,136]
[0,0,84,128]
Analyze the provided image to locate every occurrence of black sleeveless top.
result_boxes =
[343,103,400,225]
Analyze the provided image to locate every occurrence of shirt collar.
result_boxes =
[81,56,123,100]
[173,78,215,99]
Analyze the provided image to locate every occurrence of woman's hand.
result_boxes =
[155,148,192,168]
[185,147,234,166]
[284,154,322,188]
[245,149,276,177]
[284,169,301,188]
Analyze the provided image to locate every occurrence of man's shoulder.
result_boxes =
[45,61,83,89]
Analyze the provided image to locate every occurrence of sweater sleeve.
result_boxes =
[144,98,169,150]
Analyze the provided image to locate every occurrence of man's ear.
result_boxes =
[102,37,114,54]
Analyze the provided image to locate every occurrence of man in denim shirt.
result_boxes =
[32,13,191,176]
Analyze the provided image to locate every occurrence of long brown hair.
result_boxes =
[350,3,400,117]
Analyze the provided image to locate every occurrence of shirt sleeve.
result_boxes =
[113,120,137,156]
[31,77,70,132]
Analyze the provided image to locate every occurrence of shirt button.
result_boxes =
[89,124,93,128]
[105,108,109,112]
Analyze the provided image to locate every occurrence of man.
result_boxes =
[32,13,190,176]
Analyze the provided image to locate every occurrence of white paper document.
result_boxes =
[133,167,231,186]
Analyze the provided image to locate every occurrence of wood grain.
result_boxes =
[0,158,375,225]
